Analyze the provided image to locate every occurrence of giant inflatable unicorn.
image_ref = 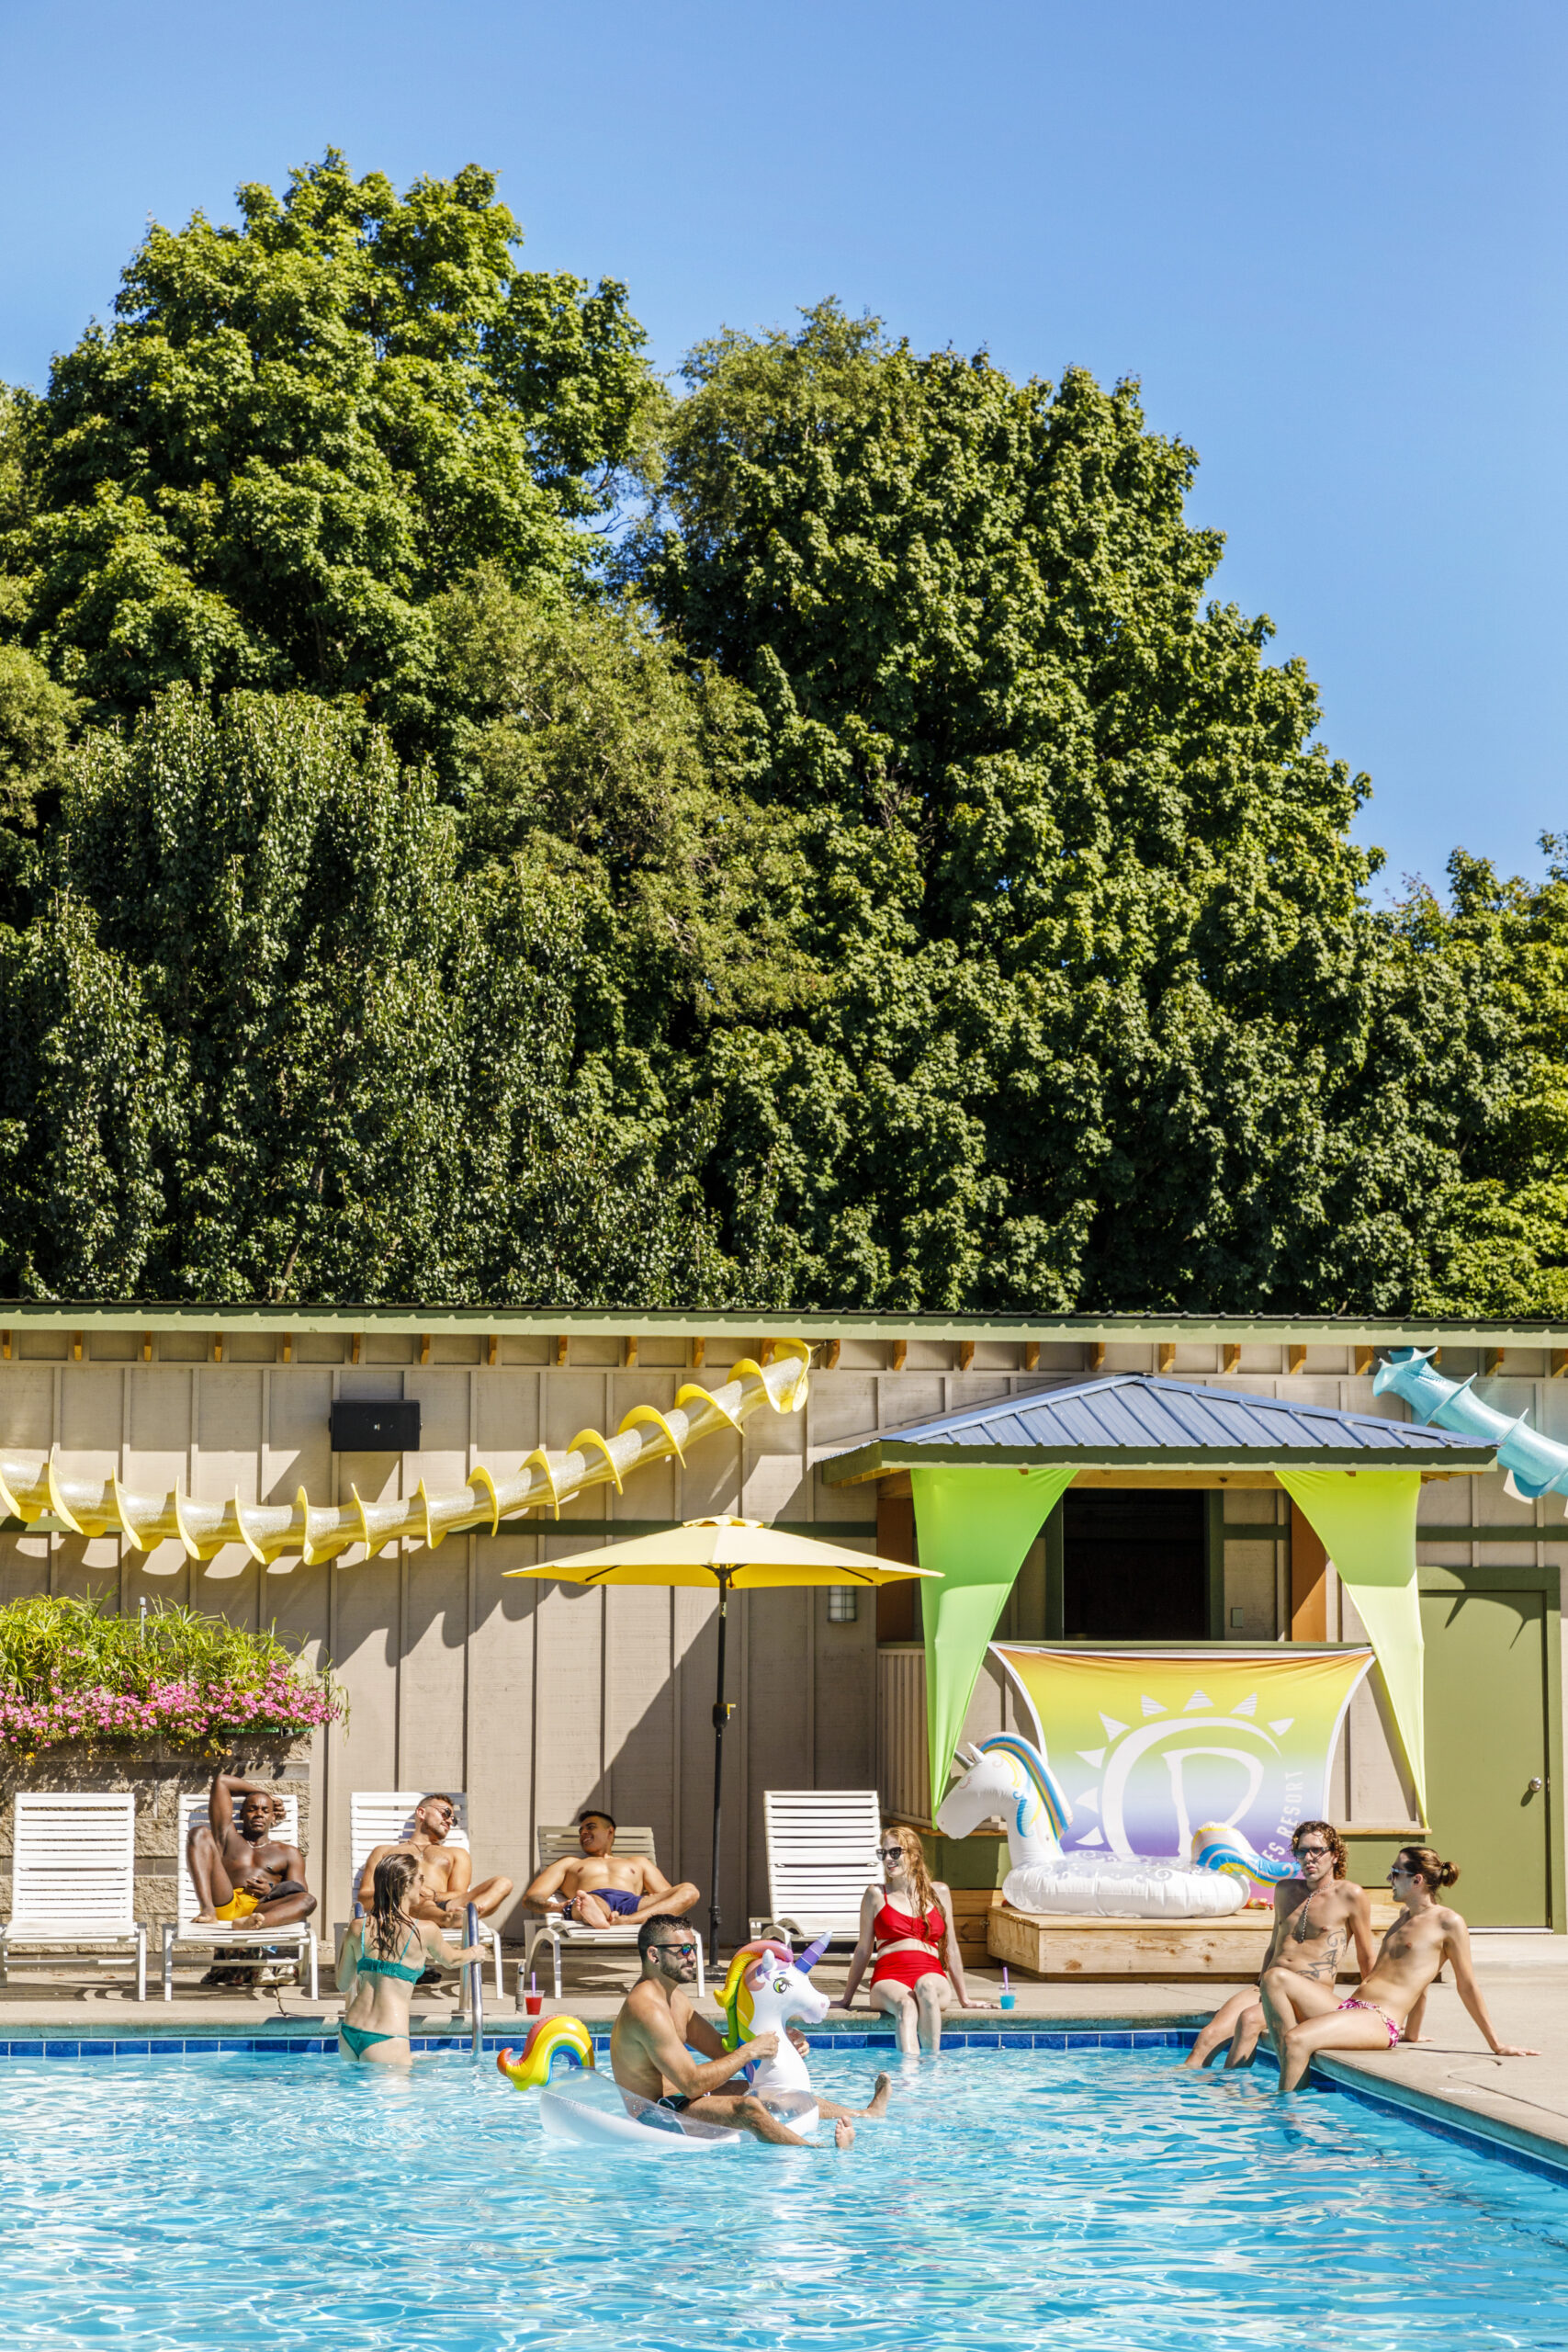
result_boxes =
[937,1734,1292,1917]
[718,1937,831,2138]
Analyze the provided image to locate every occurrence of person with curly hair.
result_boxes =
[1182,1820,1376,2071]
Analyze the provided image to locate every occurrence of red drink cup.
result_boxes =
[525,1991,544,2017]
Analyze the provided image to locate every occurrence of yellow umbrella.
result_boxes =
[505,1517,939,1952]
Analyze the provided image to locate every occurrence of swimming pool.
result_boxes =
[5,2044,1567,2350]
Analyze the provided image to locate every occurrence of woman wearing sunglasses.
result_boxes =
[840,1825,979,2053]
[1262,1845,1538,2093]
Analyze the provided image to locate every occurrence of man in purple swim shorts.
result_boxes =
[524,1808,701,1930]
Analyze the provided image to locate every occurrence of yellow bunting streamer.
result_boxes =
[0,1351,811,1571]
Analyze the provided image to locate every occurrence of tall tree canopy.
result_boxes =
[0,169,1544,1314]
[626,304,1507,1311]
[0,690,738,1306]
[0,153,652,759]
[1403,848,1568,1317]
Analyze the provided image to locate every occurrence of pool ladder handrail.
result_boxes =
[468,1902,483,2059]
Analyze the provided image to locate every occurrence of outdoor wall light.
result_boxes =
[828,1587,858,1623]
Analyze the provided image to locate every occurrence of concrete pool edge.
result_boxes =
[1315,2057,1568,2185]
[4,2021,1566,2187]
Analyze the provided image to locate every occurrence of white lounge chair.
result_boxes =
[344,1791,502,1996]
[1,1792,147,2001]
[525,1825,705,1999]
[164,1792,319,2000]
[749,1789,884,1948]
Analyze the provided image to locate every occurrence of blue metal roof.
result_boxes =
[819,1373,1493,1482]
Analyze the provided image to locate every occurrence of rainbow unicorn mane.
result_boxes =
[1191,1823,1295,1905]
[976,1735,1072,1844]
[719,1939,793,2053]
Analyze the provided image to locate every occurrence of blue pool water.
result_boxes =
[4,2047,1568,2350]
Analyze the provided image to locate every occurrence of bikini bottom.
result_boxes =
[340,2023,398,2060]
[1337,1996,1400,2050]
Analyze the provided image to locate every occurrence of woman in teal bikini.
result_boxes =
[338,1850,484,2064]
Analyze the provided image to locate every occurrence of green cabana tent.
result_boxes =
[821,1373,1494,1825]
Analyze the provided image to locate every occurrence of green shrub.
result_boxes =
[0,1593,344,1755]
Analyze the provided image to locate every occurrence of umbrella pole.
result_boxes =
[709,1574,733,1962]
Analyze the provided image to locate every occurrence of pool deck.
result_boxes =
[4,1947,1567,2176]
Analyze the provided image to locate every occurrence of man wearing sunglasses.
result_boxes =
[1180,1821,1376,2071]
[610,1916,890,2148]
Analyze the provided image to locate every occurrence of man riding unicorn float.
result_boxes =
[608,1912,891,2146]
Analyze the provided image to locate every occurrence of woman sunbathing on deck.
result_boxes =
[840,1826,979,2053]
[337,1852,484,2065]
[1262,1845,1538,2093]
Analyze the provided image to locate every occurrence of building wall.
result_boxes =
[4,1325,1565,1933]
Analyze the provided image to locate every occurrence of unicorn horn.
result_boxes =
[797,1934,829,1974]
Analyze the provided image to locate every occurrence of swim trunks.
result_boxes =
[656,2093,694,2113]
[569,1888,640,1917]
[1338,1996,1400,2049]
[214,1879,308,1922]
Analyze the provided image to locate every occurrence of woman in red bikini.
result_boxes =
[840,1825,977,2053]
[1262,1845,1538,2093]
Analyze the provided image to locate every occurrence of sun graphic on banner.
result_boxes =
[1059,1684,1298,1861]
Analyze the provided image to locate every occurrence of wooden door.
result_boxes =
[1420,1587,1551,1927]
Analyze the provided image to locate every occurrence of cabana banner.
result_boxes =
[992,1645,1374,1869]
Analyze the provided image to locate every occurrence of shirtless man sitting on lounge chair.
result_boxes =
[525,1809,700,1928]
[1182,1820,1378,2071]
[187,1770,318,1930]
[355,1794,513,1930]
[611,1915,891,2147]
[1262,1844,1539,2093]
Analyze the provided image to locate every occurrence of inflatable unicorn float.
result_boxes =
[498,1937,833,2152]
[937,1733,1294,1916]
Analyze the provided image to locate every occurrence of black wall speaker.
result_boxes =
[329,1399,421,1453]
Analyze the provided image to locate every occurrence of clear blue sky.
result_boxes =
[3,1,1562,898]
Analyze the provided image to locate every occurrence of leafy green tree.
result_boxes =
[1404,849,1568,1316]
[631,303,1504,1311]
[0,643,78,926]
[2,154,652,762]
[0,688,739,1305]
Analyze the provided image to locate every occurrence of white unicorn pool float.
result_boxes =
[535,1935,829,2154]
[716,1933,833,2138]
[937,1735,1292,1917]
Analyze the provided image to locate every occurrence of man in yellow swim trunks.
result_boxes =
[187,1769,318,1956]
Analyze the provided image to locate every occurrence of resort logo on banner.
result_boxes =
[990,1645,1374,1865]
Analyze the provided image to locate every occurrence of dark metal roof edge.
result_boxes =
[851,1371,1486,1450]
[820,1441,1496,1483]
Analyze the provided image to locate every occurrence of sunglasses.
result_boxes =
[877,1845,907,1860]
[1295,1845,1331,1860]
[655,1941,698,1961]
